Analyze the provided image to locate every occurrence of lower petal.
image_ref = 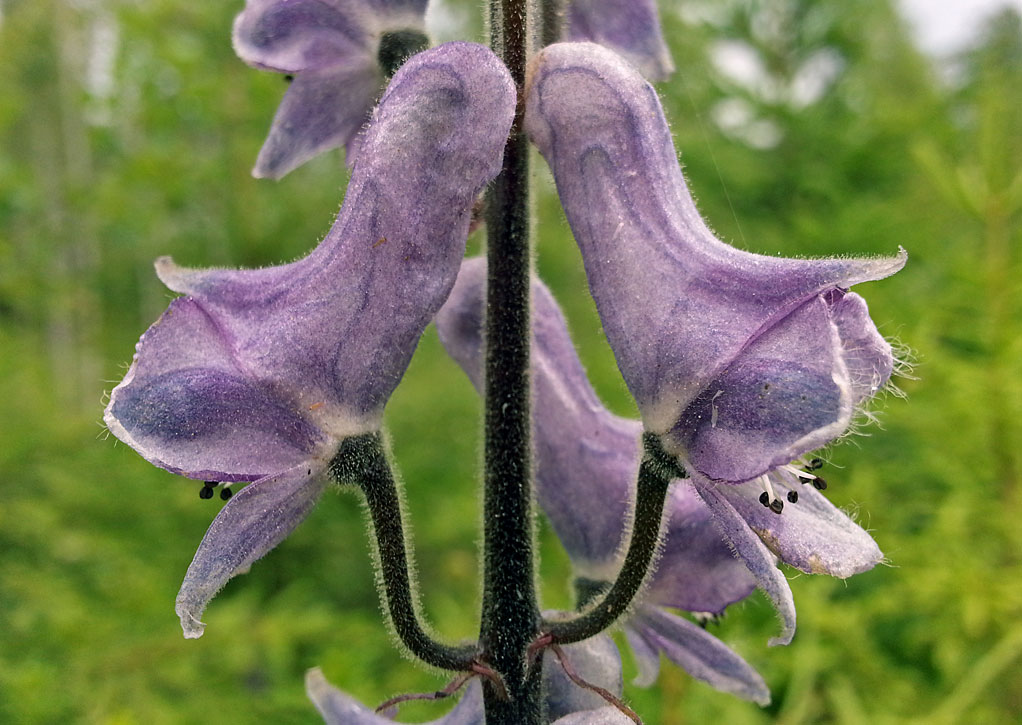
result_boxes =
[176,462,330,638]
[626,606,770,705]
[716,475,883,578]
[254,63,383,178]
[691,478,797,646]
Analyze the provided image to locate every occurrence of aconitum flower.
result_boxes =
[564,0,674,81]
[437,258,769,704]
[306,634,626,724]
[233,0,430,178]
[103,43,515,638]
[524,42,899,644]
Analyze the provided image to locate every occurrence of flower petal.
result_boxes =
[831,292,896,405]
[626,606,770,705]
[647,483,758,613]
[524,42,905,435]
[552,708,635,725]
[104,297,328,482]
[110,43,515,458]
[623,624,662,687]
[233,0,373,74]
[691,477,797,646]
[252,64,383,179]
[565,0,674,81]
[545,634,624,720]
[176,463,329,638]
[305,668,484,725]
[670,295,853,482]
[714,476,883,578]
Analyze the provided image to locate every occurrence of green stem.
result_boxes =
[543,434,680,644]
[331,434,477,671]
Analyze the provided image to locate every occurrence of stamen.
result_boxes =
[780,464,817,481]
[219,485,234,501]
[807,457,824,470]
[812,477,828,491]
[769,498,784,514]
[759,491,770,508]
[787,490,799,504]
[199,481,216,500]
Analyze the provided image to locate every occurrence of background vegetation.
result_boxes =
[1,0,1020,722]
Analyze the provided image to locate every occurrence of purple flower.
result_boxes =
[233,0,430,178]
[103,43,515,638]
[564,0,674,81]
[306,634,626,724]
[523,42,902,644]
[437,258,769,704]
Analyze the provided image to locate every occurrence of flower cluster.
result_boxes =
[105,1,905,722]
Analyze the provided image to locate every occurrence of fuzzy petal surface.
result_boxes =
[692,477,796,646]
[253,63,383,179]
[545,634,624,720]
[105,297,328,482]
[107,43,515,478]
[565,0,674,81]
[625,606,770,704]
[234,0,430,173]
[176,463,329,638]
[714,476,883,578]
[552,708,636,725]
[524,42,904,479]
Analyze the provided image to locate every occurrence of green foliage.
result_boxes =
[1,1,1020,723]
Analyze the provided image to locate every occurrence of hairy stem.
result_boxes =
[480,0,542,721]
[331,434,477,671]
[543,434,680,644]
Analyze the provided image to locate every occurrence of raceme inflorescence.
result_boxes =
[105,2,907,723]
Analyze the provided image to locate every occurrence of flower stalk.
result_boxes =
[331,434,477,671]
[544,434,680,644]
[480,0,542,721]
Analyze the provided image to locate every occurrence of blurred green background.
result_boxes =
[1,0,1021,722]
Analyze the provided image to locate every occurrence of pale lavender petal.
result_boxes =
[438,259,756,612]
[233,0,372,74]
[306,668,484,725]
[831,292,895,405]
[104,297,328,482]
[627,606,771,704]
[233,0,430,174]
[646,483,758,612]
[176,463,329,638]
[545,634,623,720]
[565,0,674,81]
[715,476,883,578]
[671,295,853,483]
[112,43,514,455]
[253,64,382,179]
[623,624,661,687]
[552,708,635,725]
[524,42,905,442]
[691,478,797,646]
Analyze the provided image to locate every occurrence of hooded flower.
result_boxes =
[103,42,515,638]
[233,0,431,178]
[306,633,627,724]
[563,0,674,81]
[524,42,899,644]
[436,258,769,704]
